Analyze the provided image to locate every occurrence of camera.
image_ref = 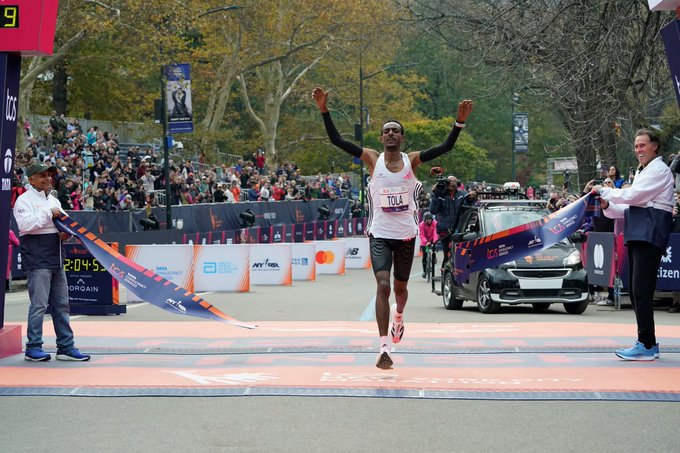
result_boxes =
[431,167,449,198]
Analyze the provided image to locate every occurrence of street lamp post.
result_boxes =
[511,91,520,180]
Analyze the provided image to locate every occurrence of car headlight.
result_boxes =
[499,260,516,269]
[563,250,581,266]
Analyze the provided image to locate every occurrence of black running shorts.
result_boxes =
[369,236,416,281]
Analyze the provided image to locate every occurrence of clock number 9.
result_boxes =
[4,7,18,28]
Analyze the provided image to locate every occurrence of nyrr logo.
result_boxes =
[661,246,672,264]
[252,259,280,269]
[165,297,187,314]
[316,250,335,264]
[593,244,604,269]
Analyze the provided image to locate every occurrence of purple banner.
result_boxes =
[54,215,255,329]
[453,193,591,282]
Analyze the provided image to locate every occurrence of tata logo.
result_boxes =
[165,297,187,314]
[346,248,359,256]
[252,259,279,269]
[487,248,499,260]
[593,244,604,269]
[661,246,672,264]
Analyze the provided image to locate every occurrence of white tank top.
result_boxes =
[365,152,421,240]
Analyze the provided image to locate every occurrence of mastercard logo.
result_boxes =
[316,250,335,264]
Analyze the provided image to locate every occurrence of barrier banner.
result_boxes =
[292,243,316,281]
[259,226,273,244]
[315,240,346,275]
[304,223,315,242]
[294,225,304,243]
[453,193,591,283]
[193,245,250,292]
[344,237,371,269]
[315,221,327,240]
[337,219,348,238]
[585,232,615,287]
[249,244,292,286]
[54,216,254,328]
[125,244,194,302]
[272,225,284,243]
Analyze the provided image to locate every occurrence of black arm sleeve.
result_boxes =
[321,112,363,158]
[418,125,463,163]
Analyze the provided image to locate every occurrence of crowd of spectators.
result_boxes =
[12,114,354,212]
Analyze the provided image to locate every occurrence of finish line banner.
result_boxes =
[54,215,255,329]
[453,193,592,282]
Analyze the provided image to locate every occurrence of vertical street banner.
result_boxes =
[513,112,529,153]
[0,53,20,328]
[55,215,255,328]
[164,63,193,133]
[661,19,680,109]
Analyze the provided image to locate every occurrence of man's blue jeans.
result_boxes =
[26,268,74,352]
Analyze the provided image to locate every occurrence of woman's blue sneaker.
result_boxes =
[56,348,91,362]
[24,348,51,362]
[615,341,658,361]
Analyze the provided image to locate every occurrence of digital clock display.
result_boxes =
[64,258,107,273]
[0,6,19,28]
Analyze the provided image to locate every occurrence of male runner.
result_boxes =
[312,87,473,369]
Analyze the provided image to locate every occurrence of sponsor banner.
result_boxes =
[272,225,284,243]
[0,53,20,326]
[125,244,195,302]
[585,232,615,287]
[454,193,591,283]
[661,20,680,109]
[54,216,253,328]
[194,245,249,292]
[513,112,529,153]
[165,63,194,133]
[627,233,680,291]
[249,244,292,286]
[304,222,315,241]
[315,240,346,275]
[344,237,371,269]
[336,219,348,238]
[292,243,316,281]
[259,226,273,244]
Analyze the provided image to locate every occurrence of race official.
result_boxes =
[593,129,674,361]
[13,161,90,362]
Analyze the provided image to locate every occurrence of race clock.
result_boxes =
[0,1,59,56]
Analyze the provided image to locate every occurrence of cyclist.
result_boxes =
[418,212,438,278]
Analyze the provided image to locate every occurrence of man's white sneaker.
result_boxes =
[389,304,404,344]
[375,345,393,370]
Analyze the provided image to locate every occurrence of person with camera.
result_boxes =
[592,129,674,360]
[312,86,473,370]
[429,175,475,268]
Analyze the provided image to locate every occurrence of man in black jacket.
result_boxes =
[429,175,474,266]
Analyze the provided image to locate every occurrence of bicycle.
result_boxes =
[424,243,438,291]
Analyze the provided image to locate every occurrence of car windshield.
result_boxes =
[482,208,547,235]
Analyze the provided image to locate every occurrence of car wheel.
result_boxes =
[532,303,551,312]
[563,300,589,314]
[442,271,463,310]
[476,275,500,314]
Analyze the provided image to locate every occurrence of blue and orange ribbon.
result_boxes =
[55,215,256,329]
[453,193,594,282]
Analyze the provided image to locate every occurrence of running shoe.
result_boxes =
[375,344,393,370]
[56,348,91,362]
[389,303,404,344]
[24,348,51,362]
[615,341,658,361]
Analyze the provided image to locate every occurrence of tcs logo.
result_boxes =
[316,250,335,264]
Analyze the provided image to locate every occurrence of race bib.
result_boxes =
[379,186,409,212]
